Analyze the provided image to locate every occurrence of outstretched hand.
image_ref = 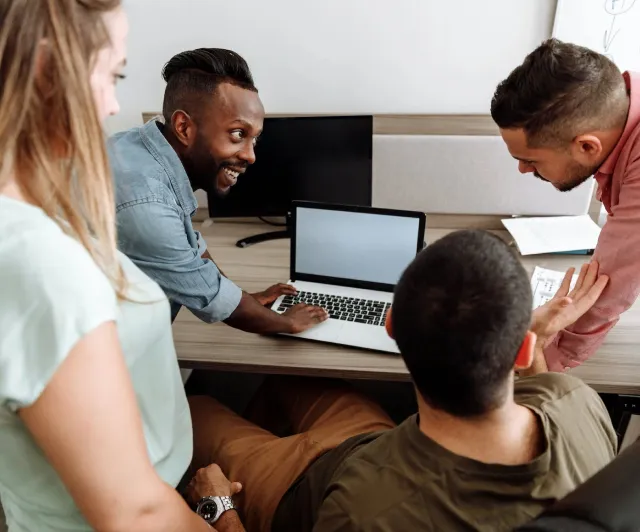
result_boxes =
[531,261,609,349]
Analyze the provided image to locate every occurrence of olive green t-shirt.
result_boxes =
[274,373,617,532]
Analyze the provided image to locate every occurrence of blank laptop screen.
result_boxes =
[295,207,421,286]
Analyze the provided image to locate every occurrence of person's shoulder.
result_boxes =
[515,372,611,432]
[2,213,116,307]
[0,208,118,407]
[321,428,414,518]
[109,128,175,210]
[515,372,594,405]
[108,124,162,173]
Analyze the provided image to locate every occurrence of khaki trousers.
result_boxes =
[188,376,395,532]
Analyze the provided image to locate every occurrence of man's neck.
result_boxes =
[597,94,631,166]
[417,395,543,466]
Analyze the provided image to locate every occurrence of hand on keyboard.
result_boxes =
[278,292,391,327]
[283,303,329,334]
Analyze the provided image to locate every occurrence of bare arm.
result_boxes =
[184,465,246,532]
[20,322,212,532]
[200,250,324,333]
[224,291,328,334]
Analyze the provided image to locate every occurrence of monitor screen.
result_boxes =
[208,116,372,218]
[294,206,423,288]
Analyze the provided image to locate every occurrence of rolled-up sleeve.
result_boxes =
[116,200,242,323]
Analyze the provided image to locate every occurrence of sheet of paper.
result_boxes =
[502,215,601,255]
[530,266,579,309]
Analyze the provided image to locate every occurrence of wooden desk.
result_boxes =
[173,221,640,395]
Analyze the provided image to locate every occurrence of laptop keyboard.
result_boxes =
[277,291,391,327]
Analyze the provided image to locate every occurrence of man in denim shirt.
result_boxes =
[109,48,326,334]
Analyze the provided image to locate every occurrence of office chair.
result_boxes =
[515,441,640,531]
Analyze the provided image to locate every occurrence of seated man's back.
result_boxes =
[272,231,616,532]
[280,373,614,532]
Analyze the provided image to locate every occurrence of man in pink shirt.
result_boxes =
[491,38,640,371]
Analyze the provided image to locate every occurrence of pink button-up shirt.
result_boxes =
[545,71,640,371]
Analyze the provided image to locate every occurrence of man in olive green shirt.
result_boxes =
[188,230,617,532]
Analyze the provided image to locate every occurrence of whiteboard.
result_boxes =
[553,0,640,71]
[109,0,556,133]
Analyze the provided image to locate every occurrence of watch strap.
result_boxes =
[219,495,235,513]
[197,495,235,524]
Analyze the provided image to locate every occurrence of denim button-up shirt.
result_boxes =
[108,119,242,323]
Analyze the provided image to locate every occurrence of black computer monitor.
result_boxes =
[207,115,373,219]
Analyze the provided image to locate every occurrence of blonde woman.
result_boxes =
[0,2,243,531]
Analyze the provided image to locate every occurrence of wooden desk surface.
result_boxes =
[173,221,640,395]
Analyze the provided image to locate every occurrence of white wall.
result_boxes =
[108,0,557,133]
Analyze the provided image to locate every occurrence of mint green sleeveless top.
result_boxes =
[0,197,192,531]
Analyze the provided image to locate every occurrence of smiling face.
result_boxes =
[499,128,602,192]
[187,82,264,196]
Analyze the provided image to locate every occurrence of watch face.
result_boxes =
[198,500,219,522]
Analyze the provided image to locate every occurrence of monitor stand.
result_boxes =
[235,228,291,248]
[235,214,292,248]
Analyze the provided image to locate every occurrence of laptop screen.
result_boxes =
[293,205,424,290]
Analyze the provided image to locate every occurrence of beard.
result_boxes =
[186,135,248,198]
[535,160,598,192]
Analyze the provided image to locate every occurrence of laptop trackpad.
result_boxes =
[338,323,399,353]
[295,318,344,342]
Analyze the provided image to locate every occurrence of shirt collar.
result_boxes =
[140,119,198,215]
[401,412,550,476]
[599,71,640,175]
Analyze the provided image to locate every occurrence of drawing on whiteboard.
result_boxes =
[603,0,637,60]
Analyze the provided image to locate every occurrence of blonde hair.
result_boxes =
[0,0,126,297]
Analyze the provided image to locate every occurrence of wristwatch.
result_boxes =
[196,495,235,525]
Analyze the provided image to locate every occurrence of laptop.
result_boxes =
[271,201,426,353]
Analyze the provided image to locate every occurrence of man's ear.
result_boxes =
[571,134,604,163]
[170,110,196,147]
[514,331,536,370]
[385,307,394,339]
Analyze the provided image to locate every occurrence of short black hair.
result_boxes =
[490,38,627,147]
[392,230,532,417]
[161,48,258,122]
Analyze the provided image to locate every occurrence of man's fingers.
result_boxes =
[574,261,600,298]
[279,284,297,294]
[555,267,575,299]
[231,482,243,495]
[546,297,573,320]
[309,306,329,320]
[570,263,590,297]
[574,274,609,314]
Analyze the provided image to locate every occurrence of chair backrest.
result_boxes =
[515,441,640,532]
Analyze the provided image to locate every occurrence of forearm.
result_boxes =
[116,485,212,532]
[544,319,615,371]
[224,292,292,334]
[214,510,245,532]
